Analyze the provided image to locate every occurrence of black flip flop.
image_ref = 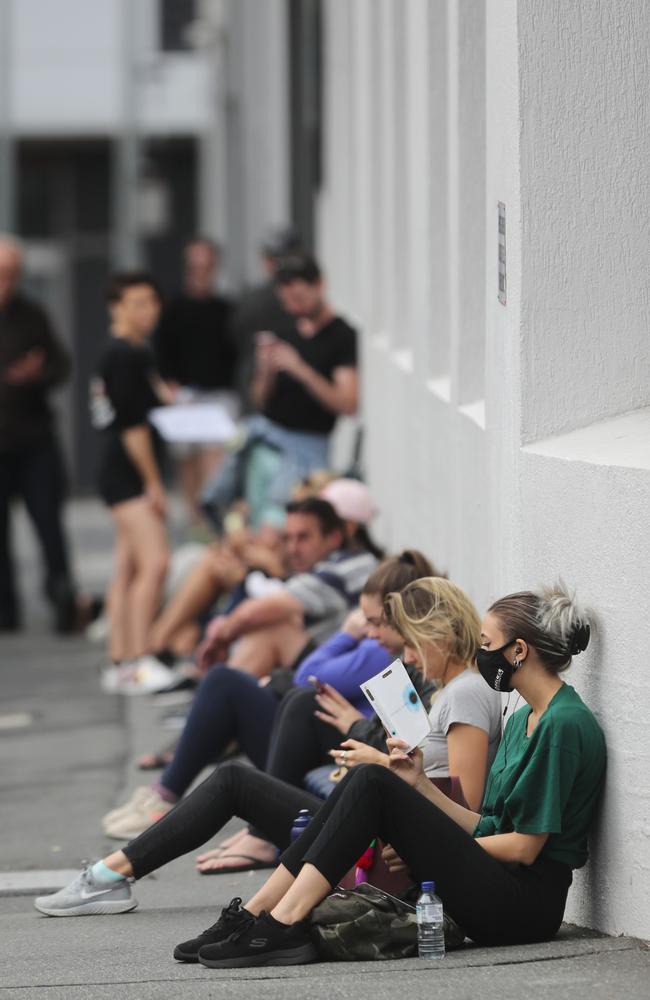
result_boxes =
[198,853,278,876]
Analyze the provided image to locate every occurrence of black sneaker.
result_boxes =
[173,897,252,962]
[198,910,318,968]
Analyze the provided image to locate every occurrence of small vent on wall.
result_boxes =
[498,201,506,306]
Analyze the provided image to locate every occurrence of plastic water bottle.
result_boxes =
[416,881,445,959]
[290,809,312,843]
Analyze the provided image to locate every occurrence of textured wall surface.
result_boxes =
[519,0,650,442]
[319,0,650,939]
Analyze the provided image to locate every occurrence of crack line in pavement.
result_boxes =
[1,943,645,991]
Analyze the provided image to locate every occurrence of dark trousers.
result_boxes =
[124,761,322,879]
[265,686,341,784]
[0,439,73,628]
[280,764,572,946]
[160,665,280,798]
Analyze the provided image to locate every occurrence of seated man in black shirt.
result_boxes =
[154,239,236,525]
[203,255,358,530]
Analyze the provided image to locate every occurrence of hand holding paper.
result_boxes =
[361,658,432,752]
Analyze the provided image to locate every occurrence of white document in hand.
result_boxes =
[361,658,432,752]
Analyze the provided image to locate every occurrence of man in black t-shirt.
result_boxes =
[202,254,359,529]
[154,239,237,524]
[251,255,358,435]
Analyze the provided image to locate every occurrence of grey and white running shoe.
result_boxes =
[34,866,138,917]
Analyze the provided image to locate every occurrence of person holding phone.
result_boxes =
[177,582,605,968]
[35,564,504,934]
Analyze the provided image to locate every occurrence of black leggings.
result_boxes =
[281,765,572,947]
[264,686,342,784]
[160,666,280,797]
[124,762,322,879]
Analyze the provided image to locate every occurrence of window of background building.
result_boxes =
[160,0,196,52]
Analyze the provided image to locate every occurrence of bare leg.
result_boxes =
[106,520,135,662]
[177,453,203,526]
[115,498,169,659]
[149,548,223,651]
[270,864,331,924]
[229,620,310,678]
[243,864,298,917]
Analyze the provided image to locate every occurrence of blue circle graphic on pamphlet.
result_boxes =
[402,683,419,712]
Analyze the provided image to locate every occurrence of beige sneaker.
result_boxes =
[101,786,154,832]
[103,787,172,840]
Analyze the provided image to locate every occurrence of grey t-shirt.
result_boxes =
[421,668,502,778]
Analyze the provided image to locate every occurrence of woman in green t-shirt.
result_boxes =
[187,581,606,967]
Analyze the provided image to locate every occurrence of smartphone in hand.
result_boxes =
[308,675,326,695]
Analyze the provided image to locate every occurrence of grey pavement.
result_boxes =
[1,500,648,998]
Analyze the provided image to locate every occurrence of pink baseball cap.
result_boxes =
[320,479,377,525]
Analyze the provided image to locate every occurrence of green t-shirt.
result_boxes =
[474,683,606,868]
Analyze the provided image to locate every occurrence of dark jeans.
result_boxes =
[160,665,280,798]
[281,765,572,946]
[0,439,74,628]
[124,761,322,879]
[265,686,342,784]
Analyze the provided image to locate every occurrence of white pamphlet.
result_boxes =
[361,658,432,752]
[149,403,237,444]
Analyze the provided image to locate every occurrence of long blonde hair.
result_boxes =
[384,577,481,671]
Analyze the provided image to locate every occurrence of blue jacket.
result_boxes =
[293,631,392,716]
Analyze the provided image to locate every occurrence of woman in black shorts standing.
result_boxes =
[90,272,170,693]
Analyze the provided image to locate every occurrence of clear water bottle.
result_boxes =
[290,808,312,843]
[416,880,445,959]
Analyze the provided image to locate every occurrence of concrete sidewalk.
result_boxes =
[1,500,648,998]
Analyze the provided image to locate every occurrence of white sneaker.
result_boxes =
[100,662,136,694]
[102,785,156,831]
[103,787,173,840]
[127,655,178,695]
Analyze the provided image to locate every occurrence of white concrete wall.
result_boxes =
[318,0,650,939]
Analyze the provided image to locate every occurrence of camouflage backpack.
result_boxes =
[310,882,465,961]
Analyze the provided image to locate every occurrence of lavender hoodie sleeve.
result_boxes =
[293,632,392,713]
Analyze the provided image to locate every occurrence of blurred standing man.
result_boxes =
[0,234,78,632]
[229,227,303,411]
[154,239,236,525]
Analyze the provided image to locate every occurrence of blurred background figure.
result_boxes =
[154,238,236,527]
[0,234,81,633]
[230,228,304,412]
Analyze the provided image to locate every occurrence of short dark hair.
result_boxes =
[107,271,161,304]
[285,497,344,537]
[274,254,321,286]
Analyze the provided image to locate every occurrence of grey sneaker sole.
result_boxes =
[34,897,138,917]
[199,941,318,968]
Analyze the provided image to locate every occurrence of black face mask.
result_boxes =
[476,640,521,692]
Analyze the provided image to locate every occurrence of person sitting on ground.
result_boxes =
[144,581,602,968]
[101,550,435,844]
[137,477,381,688]
[90,272,171,694]
[35,575,505,936]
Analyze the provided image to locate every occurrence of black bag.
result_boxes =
[310,882,465,961]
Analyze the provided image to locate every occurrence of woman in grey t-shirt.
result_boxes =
[334,577,501,811]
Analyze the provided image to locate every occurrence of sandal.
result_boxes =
[198,853,278,876]
[137,745,176,771]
